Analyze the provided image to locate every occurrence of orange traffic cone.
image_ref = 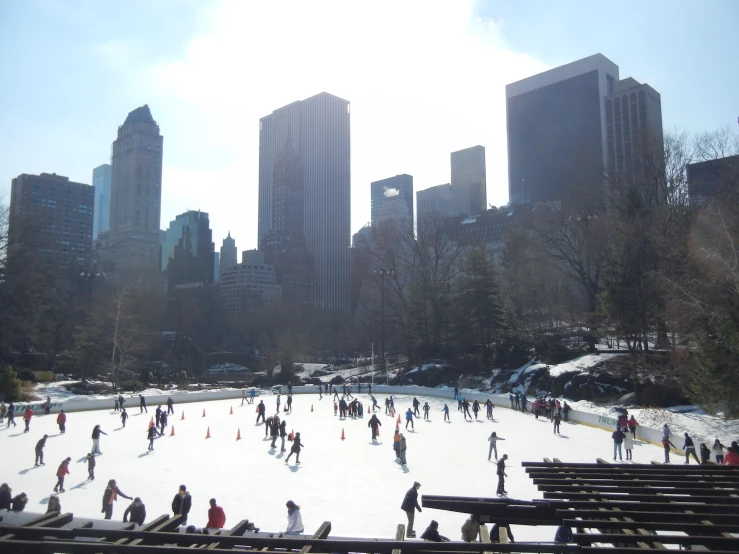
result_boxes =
[341,428,345,440]
[170,425,175,436]
[205,427,211,439]
[311,405,314,412]
[202,409,206,417]
[236,428,241,440]
[230,406,233,415]
[181,411,185,420]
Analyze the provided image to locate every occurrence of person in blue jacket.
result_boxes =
[405,408,415,430]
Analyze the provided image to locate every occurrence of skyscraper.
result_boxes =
[416,183,454,235]
[92,164,111,239]
[371,174,413,230]
[258,92,351,313]
[219,232,237,276]
[506,54,619,205]
[98,105,163,279]
[9,172,94,280]
[451,146,487,217]
[161,210,215,291]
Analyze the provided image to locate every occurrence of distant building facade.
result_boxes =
[219,250,282,314]
[161,210,214,291]
[9,172,94,280]
[92,164,111,239]
[370,175,413,238]
[417,183,454,235]
[219,232,238,277]
[258,92,351,314]
[97,105,163,281]
[352,223,372,249]
[451,146,487,217]
[687,154,739,207]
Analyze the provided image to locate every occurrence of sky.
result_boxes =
[1,0,737,252]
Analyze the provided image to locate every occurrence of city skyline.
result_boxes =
[1,1,737,250]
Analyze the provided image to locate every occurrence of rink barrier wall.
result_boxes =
[12,383,681,454]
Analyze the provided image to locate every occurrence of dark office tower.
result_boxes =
[9,172,94,280]
[371,175,414,233]
[219,232,237,276]
[416,183,454,236]
[92,164,111,239]
[99,105,163,279]
[687,154,739,207]
[604,78,664,176]
[451,146,486,216]
[506,54,619,205]
[258,92,351,314]
[161,210,214,291]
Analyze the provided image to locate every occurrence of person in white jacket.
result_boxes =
[624,433,634,460]
[285,500,304,535]
[488,432,505,461]
[712,439,725,464]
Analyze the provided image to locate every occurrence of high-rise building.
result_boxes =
[92,164,111,239]
[258,92,351,313]
[506,54,619,205]
[687,154,739,207]
[371,174,413,229]
[161,210,214,291]
[604,78,664,175]
[9,172,94,280]
[213,252,220,283]
[98,105,163,279]
[219,250,282,314]
[416,183,454,235]
[352,223,372,249]
[219,232,238,276]
[451,146,487,217]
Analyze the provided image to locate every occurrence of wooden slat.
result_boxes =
[299,521,331,554]
[561,519,739,533]
[392,523,405,554]
[542,491,739,504]
[573,533,739,547]
[207,519,252,550]
[479,525,491,554]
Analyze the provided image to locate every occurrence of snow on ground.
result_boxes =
[0,393,669,541]
[548,353,621,377]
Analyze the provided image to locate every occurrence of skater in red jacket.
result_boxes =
[207,498,226,529]
[57,411,67,434]
[54,457,71,493]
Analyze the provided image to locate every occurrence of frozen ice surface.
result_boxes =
[0,393,668,541]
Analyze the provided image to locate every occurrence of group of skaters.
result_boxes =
[505,391,571,422]
[255,396,304,465]
[659,424,739,465]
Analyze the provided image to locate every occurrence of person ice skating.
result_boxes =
[713,439,725,464]
[486,399,494,420]
[124,497,146,525]
[393,430,401,460]
[662,436,677,464]
[662,423,670,439]
[612,427,625,461]
[35,434,48,466]
[102,479,132,519]
[628,415,637,439]
[256,400,266,424]
[6,402,16,427]
[56,410,66,434]
[496,454,508,495]
[285,432,304,464]
[624,431,634,460]
[398,433,408,465]
[167,396,174,415]
[554,525,573,543]
[159,411,168,435]
[147,424,160,451]
[270,416,280,449]
[139,394,147,413]
[461,399,472,420]
[286,395,292,413]
[488,431,505,461]
[683,433,700,464]
[0,401,6,424]
[461,514,481,542]
[287,381,293,396]
[400,482,422,538]
[617,413,628,432]
[457,394,463,411]
[86,453,96,480]
[172,485,192,523]
[700,443,711,464]
[553,413,561,434]
[279,420,288,452]
[118,394,126,410]
[207,498,226,530]
[120,408,129,428]
[423,402,430,420]
[250,388,256,404]
[442,404,450,422]
[91,425,107,455]
[11,492,28,512]
[385,397,391,415]
[53,457,71,493]
[45,396,51,415]
[421,520,450,542]
[241,390,247,406]
[285,500,304,534]
[490,523,514,543]
[723,442,739,465]
[264,416,274,438]
[562,401,569,421]
[405,408,414,430]
[276,394,281,413]
[520,395,528,413]
[368,413,382,441]
[156,405,163,427]
[23,406,33,433]
[371,395,380,412]
[0,484,11,510]
[412,397,420,416]
[472,400,480,419]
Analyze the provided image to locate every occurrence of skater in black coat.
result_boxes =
[155,405,163,427]
[368,414,382,441]
[279,420,287,452]
[496,454,508,495]
[491,523,515,543]
[553,413,561,434]
[11,493,28,512]
[264,416,274,438]
[167,396,174,414]
[412,398,420,416]
[102,479,132,520]
[285,432,304,465]
[270,417,280,448]
[0,483,11,510]
[139,394,147,413]
[35,434,48,466]
[421,520,449,542]
[400,482,422,538]
[124,497,147,525]
[256,401,266,424]
[147,425,160,451]
[121,408,129,428]
[683,433,700,464]
[172,485,192,523]
[46,495,61,514]
[86,453,96,480]
[159,411,168,435]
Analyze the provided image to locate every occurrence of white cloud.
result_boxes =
[384,187,400,198]
[133,0,546,249]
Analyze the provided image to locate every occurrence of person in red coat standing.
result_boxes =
[57,410,67,434]
[23,407,33,433]
[206,498,226,530]
[54,457,71,493]
[724,442,739,466]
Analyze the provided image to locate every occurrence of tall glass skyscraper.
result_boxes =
[92,164,111,239]
[258,92,351,314]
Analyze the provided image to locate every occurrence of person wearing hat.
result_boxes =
[421,520,450,542]
[496,454,508,496]
[46,494,61,514]
[172,485,192,523]
[124,497,147,525]
[207,498,226,530]
[285,500,304,534]
[400,482,422,538]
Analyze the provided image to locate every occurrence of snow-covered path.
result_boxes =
[0,393,668,541]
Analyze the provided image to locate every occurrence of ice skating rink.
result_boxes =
[0,392,667,541]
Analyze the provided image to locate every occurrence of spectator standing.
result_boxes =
[207,498,226,530]
[400,482,422,538]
